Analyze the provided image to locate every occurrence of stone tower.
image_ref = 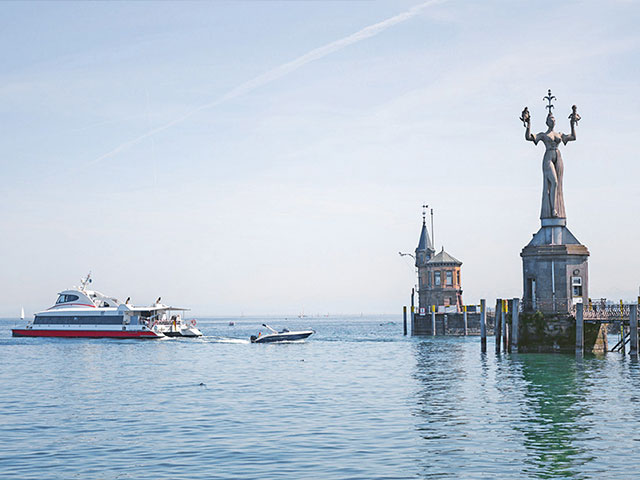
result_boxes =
[415,216,464,312]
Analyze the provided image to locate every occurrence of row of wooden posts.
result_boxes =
[402,298,521,353]
[402,304,478,336]
[402,297,640,357]
[484,298,520,353]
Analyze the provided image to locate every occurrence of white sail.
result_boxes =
[20,307,24,320]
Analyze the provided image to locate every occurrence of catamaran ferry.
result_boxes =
[12,274,202,339]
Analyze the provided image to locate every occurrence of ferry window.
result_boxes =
[446,271,453,286]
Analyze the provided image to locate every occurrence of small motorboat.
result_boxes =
[250,324,314,343]
[157,316,202,337]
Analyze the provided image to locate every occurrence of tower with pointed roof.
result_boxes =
[415,212,435,269]
[414,214,464,312]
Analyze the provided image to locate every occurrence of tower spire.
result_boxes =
[416,204,434,266]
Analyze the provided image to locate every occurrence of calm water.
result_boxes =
[1,316,639,479]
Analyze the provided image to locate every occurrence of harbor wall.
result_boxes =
[412,312,496,336]
[518,312,607,354]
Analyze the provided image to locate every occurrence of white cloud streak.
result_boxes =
[86,0,447,166]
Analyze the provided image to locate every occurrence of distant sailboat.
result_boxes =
[20,307,24,321]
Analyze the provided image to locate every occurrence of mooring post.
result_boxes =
[630,303,638,358]
[620,299,626,356]
[495,299,502,353]
[431,305,436,336]
[463,305,468,336]
[410,289,415,336]
[576,302,584,356]
[443,314,448,336]
[511,298,519,353]
[502,300,508,352]
[403,306,407,336]
[480,299,487,352]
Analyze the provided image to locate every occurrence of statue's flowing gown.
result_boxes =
[536,132,566,219]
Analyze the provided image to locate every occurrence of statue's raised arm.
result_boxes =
[520,106,538,144]
[562,105,580,144]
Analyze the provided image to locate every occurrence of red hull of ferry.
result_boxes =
[11,329,161,338]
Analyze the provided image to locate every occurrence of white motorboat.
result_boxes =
[12,273,201,339]
[154,313,202,337]
[250,324,315,343]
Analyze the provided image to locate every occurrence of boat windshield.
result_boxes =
[56,294,80,304]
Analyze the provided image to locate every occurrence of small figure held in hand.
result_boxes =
[568,104,581,126]
[519,107,530,128]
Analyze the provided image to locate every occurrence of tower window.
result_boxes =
[446,271,453,286]
[434,272,441,286]
[456,271,460,285]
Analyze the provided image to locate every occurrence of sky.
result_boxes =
[1,0,639,317]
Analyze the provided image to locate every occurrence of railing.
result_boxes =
[572,300,635,321]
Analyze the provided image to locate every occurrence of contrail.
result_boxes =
[88,0,446,166]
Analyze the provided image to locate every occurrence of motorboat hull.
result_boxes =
[251,330,314,343]
[11,328,163,339]
[162,327,202,337]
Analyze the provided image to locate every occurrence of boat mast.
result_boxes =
[80,271,93,291]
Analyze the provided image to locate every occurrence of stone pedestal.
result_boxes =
[517,312,607,354]
[521,218,589,314]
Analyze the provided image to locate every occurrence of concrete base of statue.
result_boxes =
[521,218,590,314]
[516,311,607,353]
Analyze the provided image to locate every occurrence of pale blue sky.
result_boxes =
[1,1,639,316]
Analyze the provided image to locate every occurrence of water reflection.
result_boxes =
[412,339,471,478]
[511,354,592,479]
[411,340,601,479]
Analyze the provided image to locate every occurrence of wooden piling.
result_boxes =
[403,306,407,336]
[431,305,436,336]
[502,300,508,352]
[410,289,415,336]
[443,314,448,336]
[495,299,502,353]
[620,300,626,356]
[511,298,519,353]
[463,306,468,336]
[576,302,584,356]
[480,299,487,352]
[630,303,638,358]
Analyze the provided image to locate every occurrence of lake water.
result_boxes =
[1,316,639,479]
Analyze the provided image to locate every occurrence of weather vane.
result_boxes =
[543,89,556,114]
[422,204,428,221]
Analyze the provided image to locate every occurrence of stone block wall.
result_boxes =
[412,312,496,336]
[518,312,607,353]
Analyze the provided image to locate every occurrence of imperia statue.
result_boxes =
[520,90,580,219]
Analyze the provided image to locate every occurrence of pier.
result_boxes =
[407,296,640,357]
[575,300,640,357]
[410,302,494,336]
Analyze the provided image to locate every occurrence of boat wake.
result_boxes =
[205,336,250,344]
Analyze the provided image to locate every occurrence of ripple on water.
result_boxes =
[0,318,638,479]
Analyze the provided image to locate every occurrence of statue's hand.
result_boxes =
[519,107,530,128]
